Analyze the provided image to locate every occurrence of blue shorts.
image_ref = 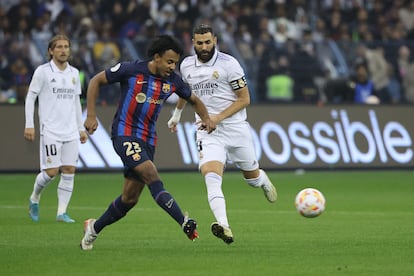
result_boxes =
[112,136,155,180]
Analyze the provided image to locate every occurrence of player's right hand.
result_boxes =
[84,116,98,135]
[24,128,35,142]
[198,119,216,134]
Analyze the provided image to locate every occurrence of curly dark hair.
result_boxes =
[146,35,183,58]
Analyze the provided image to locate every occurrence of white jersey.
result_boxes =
[180,49,248,124]
[25,60,82,141]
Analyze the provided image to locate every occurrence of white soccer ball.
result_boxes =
[295,188,326,218]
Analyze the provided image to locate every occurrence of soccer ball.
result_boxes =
[295,188,326,218]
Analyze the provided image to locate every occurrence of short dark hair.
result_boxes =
[193,24,214,36]
[146,35,183,58]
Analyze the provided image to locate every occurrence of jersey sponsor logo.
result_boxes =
[192,81,218,97]
[52,87,75,94]
[191,82,218,90]
[110,63,121,72]
[195,90,214,97]
[135,93,163,105]
[147,97,163,104]
[136,92,146,103]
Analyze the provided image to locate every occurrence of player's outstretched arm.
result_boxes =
[186,92,216,133]
[84,71,108,135]
[167,98,187,132]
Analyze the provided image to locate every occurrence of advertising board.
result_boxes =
[1,105,413,171]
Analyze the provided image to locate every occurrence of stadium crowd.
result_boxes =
[1,0,414,104]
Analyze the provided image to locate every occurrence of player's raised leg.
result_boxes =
[244,169,277,203]
[148,180,199,240]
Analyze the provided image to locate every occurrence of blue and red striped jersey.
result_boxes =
[105,60,191,146]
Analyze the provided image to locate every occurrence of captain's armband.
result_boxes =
[230,76,247,90]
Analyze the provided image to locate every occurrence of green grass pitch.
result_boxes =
[0,170,413,275]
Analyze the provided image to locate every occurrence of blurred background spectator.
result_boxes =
[1,0,414,105]
[397,44,414,103]
[325,60,378,104]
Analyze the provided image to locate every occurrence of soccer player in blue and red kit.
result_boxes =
[80,35,216,250]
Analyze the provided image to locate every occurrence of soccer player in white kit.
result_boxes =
[24,34,88,223]
[168,24,277,244]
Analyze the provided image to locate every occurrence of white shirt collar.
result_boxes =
[50,59,70,72]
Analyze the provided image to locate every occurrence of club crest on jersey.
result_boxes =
[132,153,141,161]
[135,92,146,103]
[72,77,76,85]
[212,71,219,79]
[162,83,171,93]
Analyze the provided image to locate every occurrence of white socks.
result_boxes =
[205,172,229,228]
[57,173,74,215]
[244,170,263,188]
[30,171,53,203]
[245,169,272,188]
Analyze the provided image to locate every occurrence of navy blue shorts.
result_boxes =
[112,136,155,179]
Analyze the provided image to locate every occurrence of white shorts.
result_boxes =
[39,135,79,170]
[196,121,259,171]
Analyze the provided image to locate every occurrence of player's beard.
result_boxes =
[195,46,215,63]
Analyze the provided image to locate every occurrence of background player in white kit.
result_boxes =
[24,34,88,223]
[168,24,277,244]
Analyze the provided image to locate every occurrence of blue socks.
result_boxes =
[148,180,184,225]
[94,195,134,234]
[93,180,185,234]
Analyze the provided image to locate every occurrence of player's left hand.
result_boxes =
[167,117,179,133]
[167,108,182,133]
